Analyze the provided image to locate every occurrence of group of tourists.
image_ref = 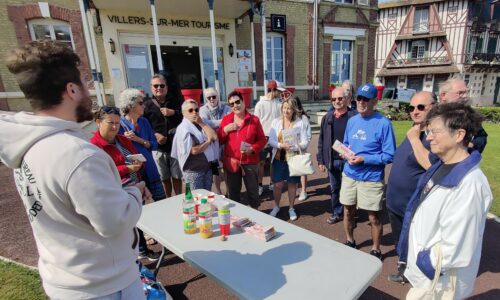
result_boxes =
[0,40,493,300]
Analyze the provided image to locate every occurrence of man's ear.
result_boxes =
[65,82,79,100]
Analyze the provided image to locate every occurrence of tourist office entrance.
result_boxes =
[98,4,241,104]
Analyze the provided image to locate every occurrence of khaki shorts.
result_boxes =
[339,173,384,211]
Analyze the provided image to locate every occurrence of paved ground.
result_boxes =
[1,134,499,299]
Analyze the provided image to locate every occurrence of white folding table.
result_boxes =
[137,189,382,299]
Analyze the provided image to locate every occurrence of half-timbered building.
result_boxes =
[376,0,500,105]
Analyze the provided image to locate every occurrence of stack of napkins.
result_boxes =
[230,216,276,241]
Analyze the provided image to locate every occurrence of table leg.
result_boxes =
[154,246,167,278]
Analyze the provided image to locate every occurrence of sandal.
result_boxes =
[146,237,157,245]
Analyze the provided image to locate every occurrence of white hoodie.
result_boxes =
[0,112,143,299]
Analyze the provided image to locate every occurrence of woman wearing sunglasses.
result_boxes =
[171,100,219,190]
[117,88,166,202]
[217,91,267,208]
[199,88,231,194]
[267,97,311,221]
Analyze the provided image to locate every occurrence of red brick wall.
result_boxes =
[0,73,8,111]
[356,45,364,87]
[7,4,91,84]
[254,23,295,86]
[322,43,331,97]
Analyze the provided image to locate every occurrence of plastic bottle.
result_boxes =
[198,198,213,238]
[218,202,230,236]
[182,182,196,234]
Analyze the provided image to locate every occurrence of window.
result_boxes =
[334,0,353,3]
[29,19,74,49]
[266,34,285,83]
[331,40,353,84]
[413,7,429,33]
[357,0,369,5]
[410,40,427,59]
[487,37,498,54]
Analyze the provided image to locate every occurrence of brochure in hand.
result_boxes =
[332,140,355,160]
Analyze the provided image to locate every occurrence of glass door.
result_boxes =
[201,47,226,101]
[122,44,152,96]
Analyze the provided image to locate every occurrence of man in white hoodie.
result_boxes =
[254,80,282,195]
[0,41,146,299]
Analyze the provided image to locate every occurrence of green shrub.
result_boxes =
[476,107,500,123]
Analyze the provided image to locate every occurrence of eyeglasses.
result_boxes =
[152,84,166,89]
[409,104,426,112]
[102,106,120,115]
[228,99,241,107]
[356,96,372,102]
[330,97,345,102]
[187,108,199,113]
[424,127,447,137]
[207,95,217,100]
[104,121,121,127]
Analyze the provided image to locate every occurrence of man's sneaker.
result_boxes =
[270,206,280,217]
[388,272,409,284]
[344,240,357,248]
[327,215,343,224]
[138,250,161,262]
[370,249,382,260]
[298,191,308,201]
[289,208,298,221]
[268,184,274,191]
[258,185,264,196]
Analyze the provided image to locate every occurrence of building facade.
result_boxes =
[375,0,500,105]
[0,0,379,112]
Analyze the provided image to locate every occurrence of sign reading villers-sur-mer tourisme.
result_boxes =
[107,15,230,30]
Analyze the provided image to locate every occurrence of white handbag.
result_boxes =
[406,243,456,300]
[287,147,314,177]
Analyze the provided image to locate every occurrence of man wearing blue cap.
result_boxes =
[340,83,396,260]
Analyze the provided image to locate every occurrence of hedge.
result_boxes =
[377,105,500,123]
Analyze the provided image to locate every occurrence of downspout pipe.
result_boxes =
[208,0,220,92]
[260,1,268,91]
[249,5,257,103]
[79,0,104,106]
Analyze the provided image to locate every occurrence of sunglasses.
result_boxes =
[330,97,344,102]
[101,106,120,115]
[187,108,199,113]
[207,95,217,100]
[409,104,426,112]
[356,96,372,102]
[152,84,166,89]
[228,99,241,107]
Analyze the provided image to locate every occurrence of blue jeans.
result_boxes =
[183,169,213,191]
[329,160,344,218]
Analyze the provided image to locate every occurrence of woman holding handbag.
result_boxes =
[217,91,267,208]
[268,98,311,221]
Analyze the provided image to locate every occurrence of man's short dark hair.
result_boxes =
[151,74,167,83]
[6,40,82,111]
[426,102,483,147]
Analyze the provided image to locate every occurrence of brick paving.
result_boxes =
[1,134,499,299]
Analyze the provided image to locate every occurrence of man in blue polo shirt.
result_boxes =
[386,91,436,282]
[340,83,396,260]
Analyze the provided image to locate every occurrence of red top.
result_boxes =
[217,111,266,165]
[90,131,141,180]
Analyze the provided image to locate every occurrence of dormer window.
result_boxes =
[413,7,429,34]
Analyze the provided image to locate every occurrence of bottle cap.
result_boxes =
[201,198,207,204]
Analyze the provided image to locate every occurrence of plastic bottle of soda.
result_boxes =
[182,182,196,234]
[198,198,213,238]
[218,203,230,236]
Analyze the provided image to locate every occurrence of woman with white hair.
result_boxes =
[199,87,231,194]
[118,88,166,201]
[171,100,220,190]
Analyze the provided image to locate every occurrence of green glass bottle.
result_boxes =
[182,182,196,234]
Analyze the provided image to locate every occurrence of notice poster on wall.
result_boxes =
[126,55,148,69]
[237,50,252,72]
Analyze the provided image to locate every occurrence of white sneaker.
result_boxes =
[258,185,263,196]
[298,191,308,201]
[270,206,280,217]
[269,184,274,191]
[289,208,298,221]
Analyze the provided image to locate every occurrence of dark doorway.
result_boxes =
[151,46,202,103]
[433,74,449,93]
